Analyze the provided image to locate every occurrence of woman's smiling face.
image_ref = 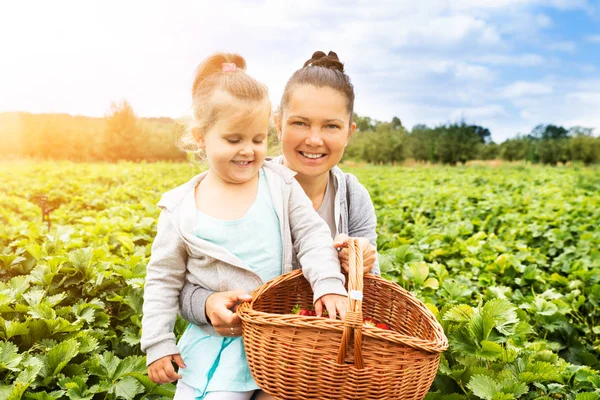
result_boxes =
[277,85,356,180]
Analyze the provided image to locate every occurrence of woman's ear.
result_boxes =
[273,113,283,141]
[347,121,357,142]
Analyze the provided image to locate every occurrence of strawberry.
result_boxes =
[291,304,316,316]
[376,322,391,330]
[363,317,377,327]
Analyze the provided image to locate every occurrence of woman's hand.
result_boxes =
[205,289,252,337]
[314,294,348,320]
[333,234,376,273]
[148,354,185,384]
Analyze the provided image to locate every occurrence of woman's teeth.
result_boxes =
[300,152,325,159]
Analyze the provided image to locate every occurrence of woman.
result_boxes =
[178,50,378,339]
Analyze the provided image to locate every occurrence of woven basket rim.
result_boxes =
[238,307,448,353]
[238,268,449,353]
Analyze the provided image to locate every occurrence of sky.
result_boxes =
[1,0,599,142]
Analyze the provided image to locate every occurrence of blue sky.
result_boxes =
[0,0,599,142]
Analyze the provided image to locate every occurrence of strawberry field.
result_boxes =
[1,161,599,399]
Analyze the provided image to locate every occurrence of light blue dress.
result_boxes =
[178,168,283,399]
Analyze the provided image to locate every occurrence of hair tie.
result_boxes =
[222,63,236,72]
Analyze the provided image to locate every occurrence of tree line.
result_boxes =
[1,101,598,165]
[345,115,600,165]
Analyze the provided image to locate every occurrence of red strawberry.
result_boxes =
[376,322,391,330]
[292,304,317,316]
[363,317,377,327]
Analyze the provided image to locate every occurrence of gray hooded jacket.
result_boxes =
[179,158,379,327]
[141,161,348,365]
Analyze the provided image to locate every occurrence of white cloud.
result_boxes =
[450,104,508,120]
[477,54,544,66]
[547,41,577,52]
[0,0,599,143]
[502,82,554,98]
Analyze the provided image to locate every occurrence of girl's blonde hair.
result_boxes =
[179,52,270,155]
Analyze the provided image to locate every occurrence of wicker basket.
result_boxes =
[237,240,448,400]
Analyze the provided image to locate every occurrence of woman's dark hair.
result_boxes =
[280,51,355,117]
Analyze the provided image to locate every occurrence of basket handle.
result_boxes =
[335,239,365,369]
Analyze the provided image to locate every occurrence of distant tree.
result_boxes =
[569,128,599,166]
[468,125,492,144]
[103,100,140,161]
[435,122,481,165]
[391,116,403,130]
[531,124,569,140]
[477,142,499,160]
[409,125,438,163]
[353,113,377,132]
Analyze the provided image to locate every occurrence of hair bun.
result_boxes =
[193,53,247,97]
[303,50,344,72]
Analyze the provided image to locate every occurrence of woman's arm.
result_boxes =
[288,179,348,303]
[345,173,380,275]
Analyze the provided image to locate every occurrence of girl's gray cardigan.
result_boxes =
[141,161,348,365]
[179,160,379,327]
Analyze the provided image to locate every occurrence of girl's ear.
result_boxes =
[192,127,206,149]
[273,113,283,141]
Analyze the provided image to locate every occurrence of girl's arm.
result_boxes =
[179,279,213,326]
[288,179,347,303]
[141,210,188,366]
[345,174,380,275]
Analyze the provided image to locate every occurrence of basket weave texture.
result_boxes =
[237,240,448,400]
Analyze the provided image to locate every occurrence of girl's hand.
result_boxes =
[314,294,348,320]
[148,354,185,384]
[333,234,376,273]
[205,289,252,337]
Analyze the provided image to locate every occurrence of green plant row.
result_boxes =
[0,162,598,399]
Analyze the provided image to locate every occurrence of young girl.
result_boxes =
[141,52,349,400]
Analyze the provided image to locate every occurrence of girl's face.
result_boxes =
[276,85,356,181]
[197,102,270,185]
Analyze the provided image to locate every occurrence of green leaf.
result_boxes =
[423,277,440,289]
[26,244,43,260]
[0,319,30,340]
[407,261,429,285]
[129,373,176,397]
[42,338,80,381]
[109,376,144,400]
[468,374,501,399]
[113,355,146,379]
[500,380,528,396]
[482,299,519,336]
[28,303,57,320]
[58,376,93,400]
[575,394,600,400]
[88,351,121,379]
[0,341,22,372]
[476,340,504,361]
[45,317,81,336]
[23,390,66,400]
[8,361,43,400]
